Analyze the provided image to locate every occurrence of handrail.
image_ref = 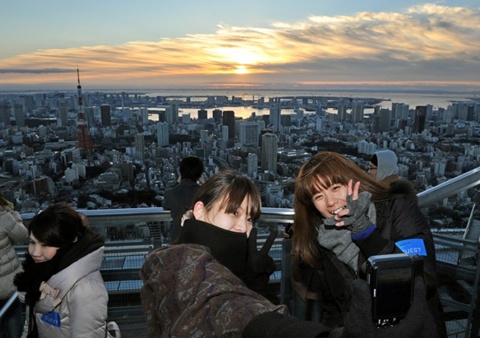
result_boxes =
[417,166,480,208]
[0,292,18,318]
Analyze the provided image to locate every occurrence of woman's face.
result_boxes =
[28,233,59,263]
[311,182,348,218]
[193,196,254,237]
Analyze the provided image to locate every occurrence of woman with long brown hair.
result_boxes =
[291,151,445,337]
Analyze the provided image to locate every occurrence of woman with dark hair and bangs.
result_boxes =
[289,151,446,337]
[140,170,286,338]
[14,203,119,338]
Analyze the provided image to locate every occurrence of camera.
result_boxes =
[366,253,423,327]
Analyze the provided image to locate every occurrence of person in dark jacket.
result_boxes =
[141,170,281,337]
[289,151,445,337]
[163,156,204,243]
[242,152,446,338]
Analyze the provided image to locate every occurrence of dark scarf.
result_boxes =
[13,229,104,338]
[177,218,248,281]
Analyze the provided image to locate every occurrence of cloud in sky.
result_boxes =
[1,4,479,90]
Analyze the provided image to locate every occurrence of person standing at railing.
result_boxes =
[0,192,28,338]
[140,170,283,338]
[163,156,205,244]
[288,151,445,337]
[13,203,119,338]
[368,149,417,203]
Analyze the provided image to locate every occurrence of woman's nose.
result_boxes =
[31,245,41,256]
[326,194,336,206]
[235,218,248,233]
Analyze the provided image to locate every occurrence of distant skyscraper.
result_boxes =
[13,101,25,127]
[100,104,111,127]
[261,133,278,173]
[269,104,281,132]
[315,116,323,132]
[239,122,259,146]
[57,98,68,127]
[135,134,145,161]
[414,106,427,134]
[157,122,169,146]
[221,125,229,141]
[373,107,391,133]
[212,109,222,123]
[222,110,235,140]
[140,107,149,124]
[351,100,364,123]
[337,99,348,122]
[166,101,179,124]
[0,101,10,127]
[247,153,258,177]
[198,109,208,120]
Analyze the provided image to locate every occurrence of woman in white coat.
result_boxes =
[0,192,28,338]
[14,203,114,338]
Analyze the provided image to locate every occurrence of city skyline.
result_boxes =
[1,1,479,92]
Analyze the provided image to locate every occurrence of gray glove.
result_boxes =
[324,191,372,235]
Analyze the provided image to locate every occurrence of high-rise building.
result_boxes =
[13,101,25,127]
[269,104,281,132]
[351,100,364,123]
[337,99,348,122]
[414,106,427,134]
[57,98,68,127]
[261,133,278,173]
[100,104,112,127]
[373,107,391,133]
[222,110,235,140]
[166,101,179,124]
[247,153,258,177]
[198,109,208,120]
[239,122,259,146]
[212,109,222,123]
[0,101,10,127]
[157,122,169,146]
[135,134,145,162]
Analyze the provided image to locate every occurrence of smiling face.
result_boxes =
[28,233,59,263]
[311,181,348,218]
[193,196,254,237]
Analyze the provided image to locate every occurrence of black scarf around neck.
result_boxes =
[14,228,104,308]
[177,218,248,281]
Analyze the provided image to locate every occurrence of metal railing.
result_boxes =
[3,166,480,337]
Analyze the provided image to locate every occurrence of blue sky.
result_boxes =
[1,0,479,91]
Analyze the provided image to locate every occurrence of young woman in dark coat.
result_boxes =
[242,151,446,338]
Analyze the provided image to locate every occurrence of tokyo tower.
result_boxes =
[76,68,94,161]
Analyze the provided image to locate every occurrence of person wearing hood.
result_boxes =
[369,150,417,203]
[140,170,285,338]
[14,203,119,338]
[368,150,400,185]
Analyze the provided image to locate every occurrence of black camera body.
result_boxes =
[366,253,422,327]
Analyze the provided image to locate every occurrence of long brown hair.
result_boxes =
[292,152,390,267]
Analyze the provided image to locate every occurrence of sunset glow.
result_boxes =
[0,2,479,90]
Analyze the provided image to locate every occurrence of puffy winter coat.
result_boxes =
[0,205,28,299]
[33,247,108,338]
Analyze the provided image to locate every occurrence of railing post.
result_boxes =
[280,238,292,307]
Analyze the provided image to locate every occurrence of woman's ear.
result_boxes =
[193,201,206,221]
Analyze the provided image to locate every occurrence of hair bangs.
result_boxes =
[222,178,261,221]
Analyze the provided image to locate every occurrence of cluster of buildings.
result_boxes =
[1,79,480,233]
